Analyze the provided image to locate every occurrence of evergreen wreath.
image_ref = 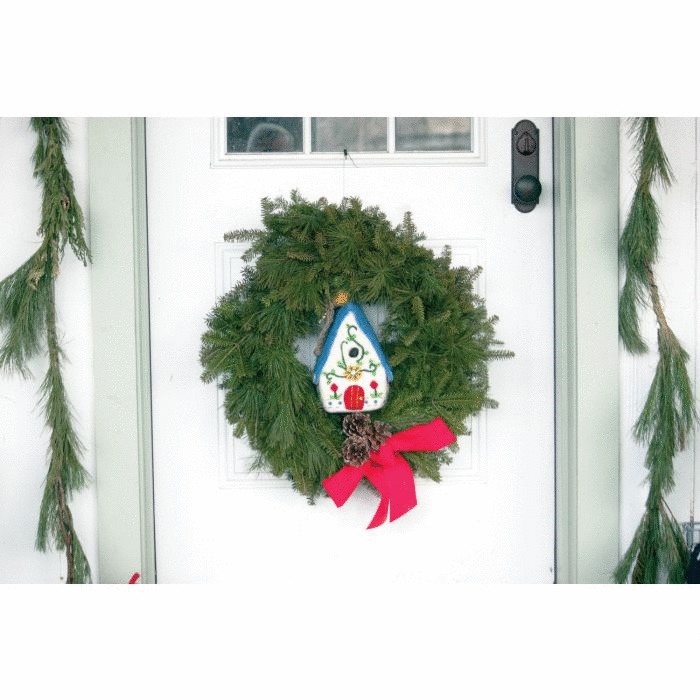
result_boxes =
[200,192,512,505]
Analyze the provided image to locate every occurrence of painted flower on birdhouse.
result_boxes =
[313,301,393,413]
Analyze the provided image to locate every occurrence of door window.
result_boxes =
[311,117,387,153]
[212,117,483,166]
[227,118,303,153]
[395,117,472,151]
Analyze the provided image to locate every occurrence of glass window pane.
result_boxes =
[311,118,387,153]
[226,118,303,153]
[395,118,472,152]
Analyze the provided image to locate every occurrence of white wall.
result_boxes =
[0,117,97,583]
[619,118,700,556]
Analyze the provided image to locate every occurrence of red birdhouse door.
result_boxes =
[343,385,365,411]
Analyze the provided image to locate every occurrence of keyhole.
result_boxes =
[516,131,537,156]
[348,347,359,358]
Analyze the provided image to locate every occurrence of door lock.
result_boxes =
[512,120,541,213]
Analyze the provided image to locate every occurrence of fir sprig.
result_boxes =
[0,118,92,583]
[615,118,695,584]
[619,117,672,354]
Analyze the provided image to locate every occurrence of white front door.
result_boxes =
[146,117,555,583]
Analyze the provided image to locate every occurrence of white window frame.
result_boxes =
[210,117,486,168]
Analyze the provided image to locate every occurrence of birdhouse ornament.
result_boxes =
[313,300,393,413]
[316,300,457,530]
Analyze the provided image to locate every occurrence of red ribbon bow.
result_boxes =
[323,417,456,529]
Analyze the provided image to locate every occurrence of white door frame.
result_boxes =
[87,117,620,584]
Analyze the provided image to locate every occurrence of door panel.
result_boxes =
[146,117,554,583]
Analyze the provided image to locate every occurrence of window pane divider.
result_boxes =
[387,117,396,154]
[303,117,311,155]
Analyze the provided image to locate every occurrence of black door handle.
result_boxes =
[514,174,542,204]
[512,120,541,213]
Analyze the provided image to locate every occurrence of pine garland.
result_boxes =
[0,118,92,583]
[616,118,696,583]
[201,192,511,502]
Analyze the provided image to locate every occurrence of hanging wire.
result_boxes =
[342,148,358,199]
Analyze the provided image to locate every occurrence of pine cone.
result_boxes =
[342,435,370,466]
[342,412,372,438]
[367,420,392,451]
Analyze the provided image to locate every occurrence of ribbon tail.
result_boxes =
[364,455,417,528]
[387,459,417,523]
[367,496,389,529]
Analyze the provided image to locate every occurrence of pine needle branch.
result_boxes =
[0,118,92,583]
[619,118,674,354]
[0,248,52,377]
[616,118,694,583]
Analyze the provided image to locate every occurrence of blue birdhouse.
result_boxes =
[313,302,393,413]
